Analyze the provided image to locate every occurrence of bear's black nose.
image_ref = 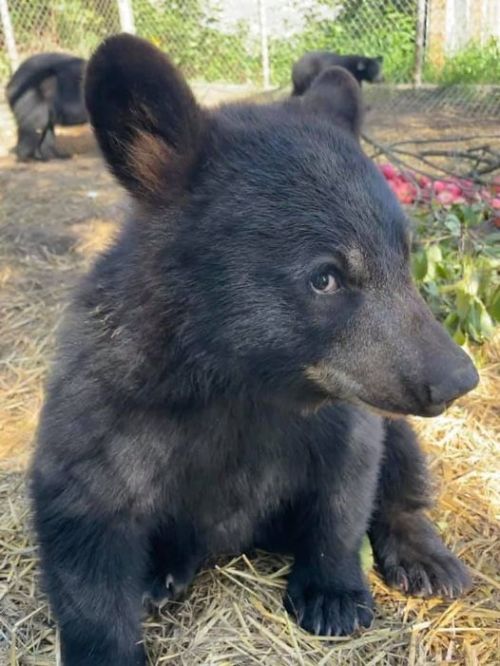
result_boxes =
[428,360,479,407]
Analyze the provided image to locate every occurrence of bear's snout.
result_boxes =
[422,352,479,416]
[331,287,481,419]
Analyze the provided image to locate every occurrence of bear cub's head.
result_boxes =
[356,55,384,83]
[84,35,478,418]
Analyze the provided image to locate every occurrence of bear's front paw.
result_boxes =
[284,574,374,636]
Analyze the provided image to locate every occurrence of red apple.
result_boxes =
[380,163,397,180]
[457,179,475,201]
[445,182,462,197]
[397,182,417,204]
[418,175,432,189]
[436,190,456,205]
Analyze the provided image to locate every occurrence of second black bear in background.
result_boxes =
[6,52,88,161]
[292,51,383,96]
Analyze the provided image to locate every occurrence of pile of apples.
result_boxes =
[378,162,500,211]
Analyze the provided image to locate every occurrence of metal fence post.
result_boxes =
[0,0,19,72]
[117,0,135,34]
[414,0,427,86]
[258,0,271,89]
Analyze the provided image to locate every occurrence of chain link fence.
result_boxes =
[0,0,499,117]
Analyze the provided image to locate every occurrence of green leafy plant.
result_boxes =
[4,1,499,88]
[425,38,500,86]
[7,0,114,58]
[133,0,260,83]
[360,534,374,573]
[411,203,499,345]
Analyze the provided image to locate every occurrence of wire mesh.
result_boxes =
[0,1,119,73]
[0,0,499,117]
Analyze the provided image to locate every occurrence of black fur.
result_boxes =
[6,53,87,161]
[292,51,383,96]
[288,66,364,140]
[31,35,478,666]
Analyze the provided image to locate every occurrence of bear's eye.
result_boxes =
[310,266,341,294]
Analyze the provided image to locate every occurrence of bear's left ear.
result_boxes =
[376,55,384,63]
[85,34,205,204]
[299,67,363,141]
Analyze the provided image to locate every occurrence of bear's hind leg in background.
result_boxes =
[369,418,471,598]
[38,120,71,160]
[12,88,50,161]
[16,126,40,161]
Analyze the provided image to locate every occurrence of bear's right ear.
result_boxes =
[85,34,205,203]
[300,67,363,141]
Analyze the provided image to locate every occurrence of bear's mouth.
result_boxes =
[344,394,407,420]
[337,384,455,419]
[355,396,452,420]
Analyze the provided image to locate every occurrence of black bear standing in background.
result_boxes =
[31,35,478,666]
[6,53,87,161]
[292,51,383,96]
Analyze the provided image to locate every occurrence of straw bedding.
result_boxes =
[0,127,498,665]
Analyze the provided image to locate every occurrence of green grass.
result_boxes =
[425,38,500,86]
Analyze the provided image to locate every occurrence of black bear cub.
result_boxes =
[32,35,478,666]
[6,52,87,161]
[292,51,383,96]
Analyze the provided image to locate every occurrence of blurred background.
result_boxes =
[1,0,499,116]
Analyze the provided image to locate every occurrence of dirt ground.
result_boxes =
[0,94,499,665]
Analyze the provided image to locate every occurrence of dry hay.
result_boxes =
[0,114,499,664]
[0,341,498,665]
[0,154,123,470]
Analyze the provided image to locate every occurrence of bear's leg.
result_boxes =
[144,520,203,609]
[38,122,67,160]
[283,411,383,636]
[13,90,49,161]
[34,497,147,666]
[16,126,39,161]
[369,419,471,598]
[284,505,375,635]
[38,119,72,160]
